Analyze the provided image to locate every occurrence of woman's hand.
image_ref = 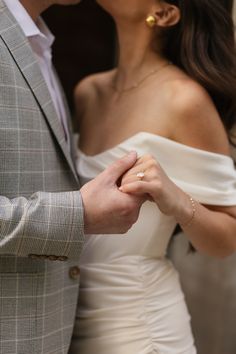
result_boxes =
[120,154,236,257]
[120,154,193,223]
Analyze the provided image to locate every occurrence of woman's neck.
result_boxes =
[114,21,166,91]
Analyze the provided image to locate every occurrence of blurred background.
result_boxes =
[44,0,115,112]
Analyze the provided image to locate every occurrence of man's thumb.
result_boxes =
[104,151,138,183]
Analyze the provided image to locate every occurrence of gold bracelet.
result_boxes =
[180,196,196,228]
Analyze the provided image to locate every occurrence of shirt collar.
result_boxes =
[4,0,55,48]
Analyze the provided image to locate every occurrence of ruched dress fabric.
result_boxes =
[73,132,236,354]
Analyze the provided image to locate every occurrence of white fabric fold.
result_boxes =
[76,131,236,206]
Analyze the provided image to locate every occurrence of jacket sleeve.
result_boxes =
[0,191,85,261]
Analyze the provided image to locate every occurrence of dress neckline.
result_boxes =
[77,131,232,162]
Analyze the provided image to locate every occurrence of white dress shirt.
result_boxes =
[4,0,70,143]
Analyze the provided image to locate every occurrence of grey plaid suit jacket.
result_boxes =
[0,2,85,353]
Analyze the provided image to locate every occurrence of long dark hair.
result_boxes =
[160,0,236,139]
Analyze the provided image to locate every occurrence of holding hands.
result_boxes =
[80,151,145,235]
[120,154,194,226]
[81,152,195,236]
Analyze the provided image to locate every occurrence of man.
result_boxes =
[0,0,142,353]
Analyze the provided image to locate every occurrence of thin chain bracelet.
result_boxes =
[180,196,196,228]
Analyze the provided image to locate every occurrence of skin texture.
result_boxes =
[19,0,144,235]
[75,0,236,257]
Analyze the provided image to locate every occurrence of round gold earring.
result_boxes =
[145,15,157,28]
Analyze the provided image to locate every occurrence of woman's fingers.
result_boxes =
[122,166,160,186]
[122,159,160,184]
[119,154,185,217]
[120,181,155,195]
[122,161,148,179]
[120,154,165,203]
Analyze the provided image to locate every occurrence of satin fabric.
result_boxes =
[72,132,236,354]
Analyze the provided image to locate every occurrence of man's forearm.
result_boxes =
[0,191,85,261]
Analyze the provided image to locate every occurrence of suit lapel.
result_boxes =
[0,1,79,182]
[52,67,78,164]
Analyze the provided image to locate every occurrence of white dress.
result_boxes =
[73,132,236,354]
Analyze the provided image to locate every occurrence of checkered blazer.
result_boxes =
[0,2,85,353]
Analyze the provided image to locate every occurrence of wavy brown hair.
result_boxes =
[159,0,236,139]
[163,0,236,246]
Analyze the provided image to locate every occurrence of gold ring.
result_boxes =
[136,172,145,180]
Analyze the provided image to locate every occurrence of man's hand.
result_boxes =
[80,151,144,234]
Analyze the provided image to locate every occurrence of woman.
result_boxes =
[72,1,236,353]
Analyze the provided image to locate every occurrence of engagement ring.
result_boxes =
[136,172,145,180]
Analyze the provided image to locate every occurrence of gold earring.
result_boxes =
[145,15,157,28]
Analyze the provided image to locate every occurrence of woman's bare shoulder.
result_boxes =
[74,69,116,130]
[161,75,230,155]
[74,69,116,103]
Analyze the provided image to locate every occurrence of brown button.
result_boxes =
[58,256,68,262]
[48,255,58,261]
[69,266,80,280]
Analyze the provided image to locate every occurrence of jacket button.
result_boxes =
[69,266,80,280]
